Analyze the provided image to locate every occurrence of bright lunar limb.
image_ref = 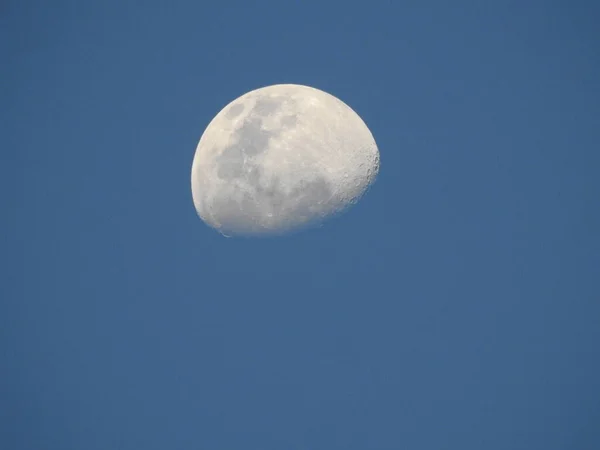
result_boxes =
[191,84,380,236]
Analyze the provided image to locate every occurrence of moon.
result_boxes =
[191,84,380,236]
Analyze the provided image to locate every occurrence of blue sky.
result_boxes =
[3,1,599,449]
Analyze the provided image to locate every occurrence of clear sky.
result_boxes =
[3,1,599,449]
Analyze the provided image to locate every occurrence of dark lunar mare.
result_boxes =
[212,94,333,235]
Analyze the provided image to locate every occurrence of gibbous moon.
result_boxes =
[191,84,379,236]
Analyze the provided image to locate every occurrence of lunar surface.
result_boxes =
[191,84,379,236]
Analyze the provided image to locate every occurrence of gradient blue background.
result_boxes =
[3,1,599,449]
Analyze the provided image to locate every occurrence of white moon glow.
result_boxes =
[191,84,379,236]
